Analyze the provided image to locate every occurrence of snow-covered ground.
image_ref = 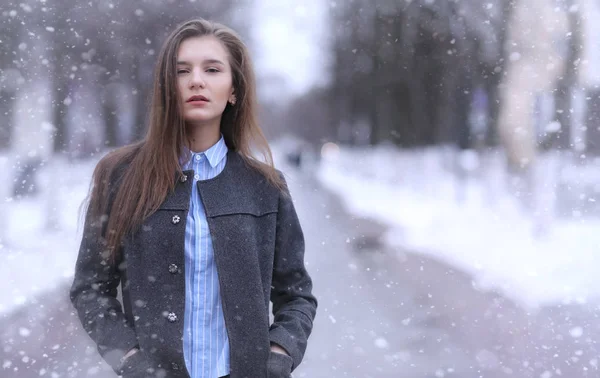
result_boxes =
[316,144,600,310]
[0,156,96,316]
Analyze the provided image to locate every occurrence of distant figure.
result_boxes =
[70,19,317,378]
[286,149,302,168]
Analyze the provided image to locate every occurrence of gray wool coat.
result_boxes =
[70,150,318,378]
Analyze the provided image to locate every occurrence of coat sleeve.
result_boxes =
[269,174,318,371]
[69,177,138,372]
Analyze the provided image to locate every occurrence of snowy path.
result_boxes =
[1,155,600,377]
[316,145,600,310]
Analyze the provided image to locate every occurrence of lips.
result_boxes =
[187,95,209,102]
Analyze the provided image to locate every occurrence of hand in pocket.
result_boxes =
[267,351,293,378]
[118,351,154,378]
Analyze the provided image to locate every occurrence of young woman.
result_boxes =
[70,19,317,378]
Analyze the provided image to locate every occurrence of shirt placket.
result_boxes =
[195,153,210,377]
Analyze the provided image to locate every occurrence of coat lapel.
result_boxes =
[197,150,278,216]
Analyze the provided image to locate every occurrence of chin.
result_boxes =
[184,112,216,124]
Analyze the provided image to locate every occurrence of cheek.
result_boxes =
[218,77,233,98]
[176,82,185,99]
[219,87,233,102]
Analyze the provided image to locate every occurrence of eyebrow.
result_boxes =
[176,59,225,65]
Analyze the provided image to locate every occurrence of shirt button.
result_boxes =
[194,174,200,180]
[195,154,201,161]
[168,264,178,274]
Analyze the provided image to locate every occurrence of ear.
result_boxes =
[229,89,237,105]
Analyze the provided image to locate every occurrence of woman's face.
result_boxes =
[176,36,235,127]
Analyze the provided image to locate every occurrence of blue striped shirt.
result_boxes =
[181,136,230,378]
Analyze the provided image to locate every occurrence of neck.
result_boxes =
[186,121,221,152]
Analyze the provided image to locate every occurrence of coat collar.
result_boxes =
[163,150,278,216]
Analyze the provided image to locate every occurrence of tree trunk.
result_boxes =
[0,91,15,150]
[585,90,600,154]
[486,0,518,147]
[48,50,70,231]
[51,74,69,154]
[554,2,582,150]
[132,53,151,142]
[103,90,120,148]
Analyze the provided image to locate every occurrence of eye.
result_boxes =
[206,67,220,73]
[177,69,189,75]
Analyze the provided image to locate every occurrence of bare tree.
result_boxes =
[326,0,513,149]
[497,0,569,171]
[552,0,583,151]
[0,14,21,150]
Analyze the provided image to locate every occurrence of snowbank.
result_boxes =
[0,157,96,315]
[316,144,600,309]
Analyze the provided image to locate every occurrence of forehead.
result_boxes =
[177,36,229,62]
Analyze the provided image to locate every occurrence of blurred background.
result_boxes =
[2,0,600,377]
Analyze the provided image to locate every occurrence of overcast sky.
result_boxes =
[251,0,330,101]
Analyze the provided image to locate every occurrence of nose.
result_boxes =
[189,68,206,89]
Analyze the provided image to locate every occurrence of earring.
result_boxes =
[229,95,236,105]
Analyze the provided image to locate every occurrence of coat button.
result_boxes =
[172,215,181,224]
[167,312,178,322]
[168,264,178,274]
[180,174,187,183]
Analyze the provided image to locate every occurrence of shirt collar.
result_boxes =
[181,135,228,169]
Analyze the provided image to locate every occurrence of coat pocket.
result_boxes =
[267,351,293,378]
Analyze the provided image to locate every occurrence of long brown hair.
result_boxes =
[86,19,283,262]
